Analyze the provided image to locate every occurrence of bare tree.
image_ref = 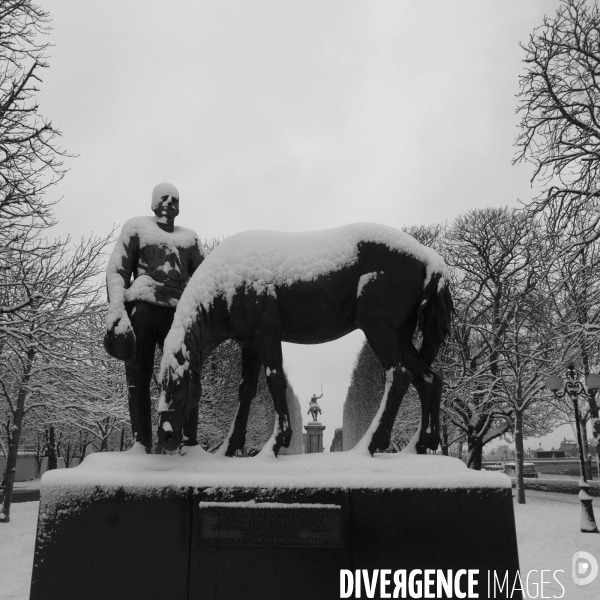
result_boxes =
[0,1,69,321]
[46,310,131,454]
[442,387,512,470]
[515,0,600,253]
[444,208,561,503]
[0,231,112,522]
[542,234,600,478]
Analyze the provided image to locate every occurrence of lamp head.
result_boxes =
[585,373,600,391]
[545,375,564,392]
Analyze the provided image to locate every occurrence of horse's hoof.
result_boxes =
[274,429,292,451]
[418,431,440,452]
[368,429,391,455]
[224,442,236,457]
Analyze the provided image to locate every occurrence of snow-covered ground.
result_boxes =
[1,501,38,600]
[1,493,599,600]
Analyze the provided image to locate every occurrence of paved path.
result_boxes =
[2,489,41,503]
[1,479,41,504]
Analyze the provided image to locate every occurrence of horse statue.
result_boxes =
[307,392,323,422]
[157,223,453,456]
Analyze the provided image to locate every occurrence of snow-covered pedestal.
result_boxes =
[30,449,520,600]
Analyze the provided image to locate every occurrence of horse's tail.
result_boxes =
[416,272,453,366]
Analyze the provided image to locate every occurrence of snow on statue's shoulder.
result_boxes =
[105,216,202,329]
[118,216,200,249]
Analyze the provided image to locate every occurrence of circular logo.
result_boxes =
[572,551,599,586]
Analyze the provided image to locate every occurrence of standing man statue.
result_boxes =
[307,392,323,423]
[104,182,204,452]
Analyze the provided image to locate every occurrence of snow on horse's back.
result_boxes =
[159,223,453,457]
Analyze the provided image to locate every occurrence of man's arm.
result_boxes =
[104,226,139,360]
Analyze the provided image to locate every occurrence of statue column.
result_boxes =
[304,422,326,453]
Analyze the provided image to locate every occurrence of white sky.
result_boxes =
[38,0,570,451]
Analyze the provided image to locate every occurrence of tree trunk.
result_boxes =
[457,440,464,462]
[100,417,110,452]
[514,411,525,505]
[0,424,8,460]
[46,426,58,471]
[466,437,483,470]
[77,432,90,465]
[63,439,73,468]
[0,348,34,523]
[0,417,11,489]
[35,438,44,479]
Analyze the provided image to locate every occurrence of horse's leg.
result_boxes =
[224,347,262,457]
[253,315,292,456]
[397,321,443,454]
[358,322,412,455]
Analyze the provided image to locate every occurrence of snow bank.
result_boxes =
[160,223,449,378]
[39,450,509,497]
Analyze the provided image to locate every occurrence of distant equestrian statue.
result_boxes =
[307,392,323,423]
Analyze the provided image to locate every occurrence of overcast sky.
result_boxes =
[38,0,575,451]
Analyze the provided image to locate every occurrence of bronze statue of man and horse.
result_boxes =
[157,223,453,457]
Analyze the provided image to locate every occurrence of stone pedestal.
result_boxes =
[30,450,522,600]
[304,421,325,453]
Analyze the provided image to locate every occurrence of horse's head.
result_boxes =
[157,345,201,452]
[158,410,186,450]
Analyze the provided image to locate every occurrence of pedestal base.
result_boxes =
[304,421,326,453]
[30,451,521,600]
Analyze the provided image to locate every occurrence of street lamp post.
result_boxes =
[545,364,600,533]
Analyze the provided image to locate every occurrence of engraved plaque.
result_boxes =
[199,502,342,548]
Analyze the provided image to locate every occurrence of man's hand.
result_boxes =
[104,317,137,362]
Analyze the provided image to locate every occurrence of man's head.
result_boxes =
[152,182,179,222]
